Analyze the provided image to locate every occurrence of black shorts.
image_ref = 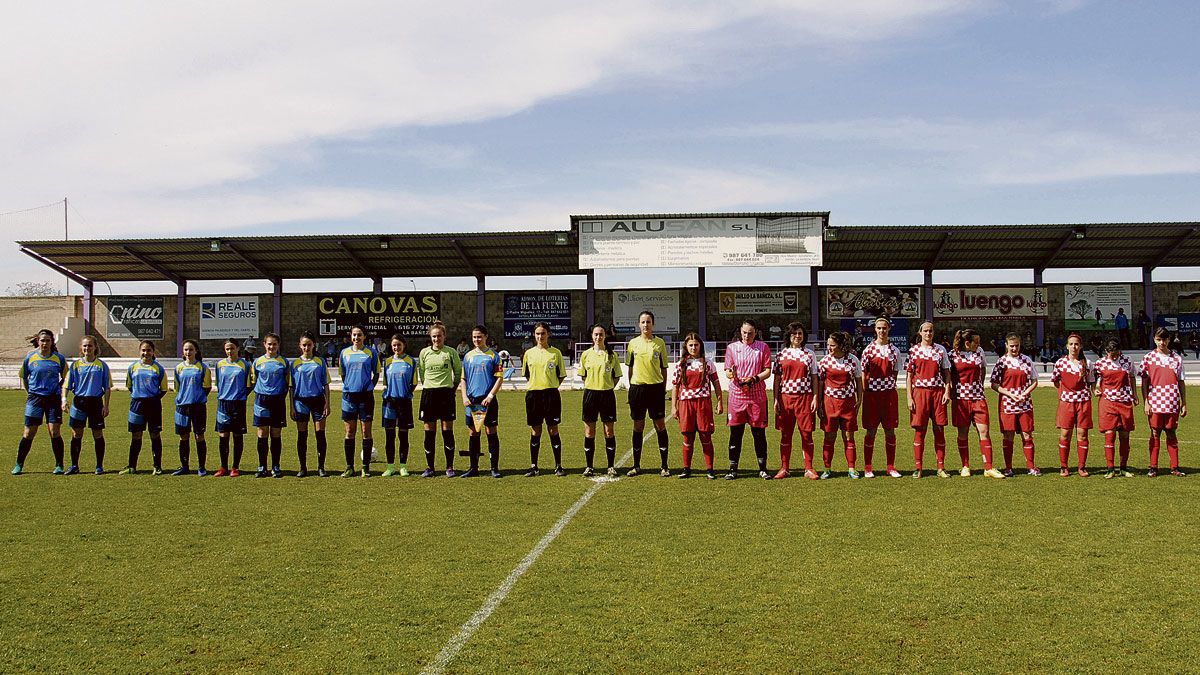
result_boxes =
[215,399,247,434]
[174,402,208,436]
[628,382,667,421]
[382,397,414,430]
[340,390,375,422]
[68,396,106,430]
[128,397,163,434]
[418,387,457,423]
[582,389,617,424]
[253,393,288,429]
[525,389,562,426]
[464,395,499,431]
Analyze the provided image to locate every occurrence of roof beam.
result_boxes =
[224,242,279,283]
[336,240,381,283]
[449,238,482,279]
[1035,229,1076,272]
[925,231,953,271]
[1147,227,1199,270]
[120,245,182,283]
[20,247,93,287]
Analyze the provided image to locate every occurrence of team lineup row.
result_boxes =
[12,311,1188,480]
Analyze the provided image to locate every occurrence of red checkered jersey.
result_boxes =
[1139,350,1184,414]
[673,357,720,400]
[773,347,816,395]
[818,353,860,399]
[725,340,772,399]
[990,354,1035,413]
[1092,355,1135,403]
[905,343,950,389]
[950,348,987,400]
[1051,356,1093,402]
[860,342,900,391]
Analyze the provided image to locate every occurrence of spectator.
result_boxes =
[1038,339,1056,369]
[991,334,1004,356]
[1136,309,1150,348]
[242,335,256,360]
[323,338,337,366]
[1114,308,1131,349]
[1090,333,1104,357]
[1190,332,1200,359]
[456,338,469,359]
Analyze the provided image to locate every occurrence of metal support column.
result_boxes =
[697,267,707,340]
[373,278,383,294]
[1034,269,1045,345]
[82,281,93,336]
[476,276,486,326]
[273,279,283,337]
[175,280,187,357]
[809,267,820,341]
[586,270,595,328]
[923,269,934,322]
[1143,267,1154,322]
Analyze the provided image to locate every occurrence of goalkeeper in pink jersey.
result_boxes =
[723,319,773,480]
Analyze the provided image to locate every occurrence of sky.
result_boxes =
[2,0,1198,296]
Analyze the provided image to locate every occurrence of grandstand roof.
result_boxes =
[16,220,1200,283]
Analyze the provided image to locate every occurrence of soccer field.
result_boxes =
[2,388,1198,673]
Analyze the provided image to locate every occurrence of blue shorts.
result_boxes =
[128,397,163,434]
[174,402,208,435]
[293,396,328,423]
[341,391,375,422]
[215,399,247,434]
[25,393,63,427]
[253,393,288,428]
[68,395,106,430]
[381,397,414,429]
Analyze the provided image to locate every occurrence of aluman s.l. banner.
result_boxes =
[577,216,823,268]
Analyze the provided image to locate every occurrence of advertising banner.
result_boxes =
[105,296,165,340]
[1063,285,1132,330]
[315,293,441,340]
[612,290,680,334]
[932,287,1048,319]
[503,293,572,340]
[825,287,921,319]
[579,216,822,268]
[718,290,799,315]
[199,296,259,339]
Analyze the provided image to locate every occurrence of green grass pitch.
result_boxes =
[2,388,1198,673]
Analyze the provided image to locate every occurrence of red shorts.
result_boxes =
[999,409,1035,433]
[952,399,989,428]
[775,393,816,433]
[909,387,947,428]
[861,389,898,430]
[1055,400,1093,430]
[822,396,858,433]
[1098,399,1135,432]
[677,398,714,434]
[1147,412,1179,431]
[728,394,767,428]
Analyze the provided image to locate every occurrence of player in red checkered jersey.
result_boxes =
[1092,337,1138,478]
[1051,333,1094,477]
[1138,327,1187,477]
[671,333,724,479]
[905,322,952,478]
[816,331,861,479]
[772,322,818,479]
[990,333,1040,476]
[860,317,902,478]
[950,329,1004,479]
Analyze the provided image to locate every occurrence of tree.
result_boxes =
[1068,299,1092,320]
[5,281,59,297]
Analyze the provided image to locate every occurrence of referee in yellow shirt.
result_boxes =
[624,311,671,476]
[522,323,566,476]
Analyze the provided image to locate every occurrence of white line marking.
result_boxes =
[421,422,667,674]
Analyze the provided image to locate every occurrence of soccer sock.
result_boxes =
[397,431,408,465]
[16,436,33,466]
[699,432,715,470]
[1022,437,1035,469]
[384,427,396,464]
[258,436,270,469]
[316,431,328,470]
[178,438,190,469]
[779,425,794,471]
[271,436,282,468]
[1118,435,1130,468]
[1104,431,1116,468]
[956,433,970,467]
[862,433,873,472]
[822,434,835,469]
[361,437,372,470]
[1002,436,1014,469]
[196,439,207,470]
[682,431,694,469]
[1078,438,1088,470]
[801,433,815,472]
[94,437,105,468]
[70,437,82,467]
[980,437,994,470]
[423,429,436,469]
[297,432,309,472]
[1167,435,1180,469]
[1149,435,1160,469]
[442,430,455,468]
[913,428,926,470]
[232,434,244,469]
[751,427,768,472]
[529,435,541,467]
[344,437,356,469]
[150,436,162,470]
[932,426,946,469]
[584,436,595,469]
[604,435,616,468]
[469,434,481,470]
[487,433,500,472]
[885,434,897,470]
[219,435,230,470]
[657,429,669,470]
[728,424,745,468]
[631,431,643,469]
[47,435,64,468]
[1058,438,1070,468]
[550,433,562,468]
[127,437,141,468]
[844,436,857,469]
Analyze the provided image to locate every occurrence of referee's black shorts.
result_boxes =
[582,389,617,424]
[525,389,562,426]
[627,382,666,421]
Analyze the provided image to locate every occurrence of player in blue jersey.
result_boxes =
[213,338,253,476]
[13,329,67,475]
[172,339,212,476]
[120,340,168,475]
[291,330,331,477]
[339,325,380,477]
[253,333,290,478]
[459,325,504,478]
[61,335,112,474]
[381,333,417,477]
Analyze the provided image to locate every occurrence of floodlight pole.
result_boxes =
[64,197,69,296]
[697,267,707,340]
[809,267,820,342]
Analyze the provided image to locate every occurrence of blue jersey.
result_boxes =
[127,360,167,400]
[291,356,330,398]
[215,358,253,401]
[462,348,501,398]
[339,346,380,394]
[20,350,67,397]
[253,355,291,396]
[382,354,416,399]
[66,358,111,398]
[174,361,211,406]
